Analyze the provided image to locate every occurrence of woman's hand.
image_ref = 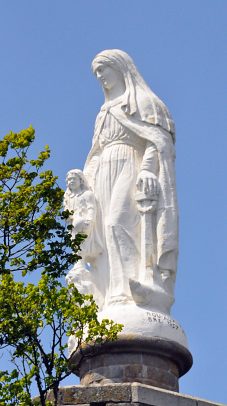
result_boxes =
[136,170,160,197]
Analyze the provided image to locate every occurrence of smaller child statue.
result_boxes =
[64,169,103,307]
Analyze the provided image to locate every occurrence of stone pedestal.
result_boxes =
[52,382,225,406]
[69,335,192,392]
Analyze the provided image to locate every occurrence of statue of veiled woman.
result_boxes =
[83,49,178,313]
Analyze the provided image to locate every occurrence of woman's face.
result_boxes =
[94,63,123,91]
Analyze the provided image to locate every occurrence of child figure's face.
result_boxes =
[67,174,80,193]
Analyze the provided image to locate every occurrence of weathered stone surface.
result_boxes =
[59,383,132,404]
[131,383,225,406]
[132,383,195,406]
[69,335,192,392]
[124,365,143,379]
[107,404,140,406]
[146,366,178,391]
[56,383,225,406]
[197,401,225,406]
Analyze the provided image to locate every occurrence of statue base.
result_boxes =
[68,335,193,392]
[68,303,192,392]
[98,303,188,348]
[46,382,224,406]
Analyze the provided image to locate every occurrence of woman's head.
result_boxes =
[92,49,134,76]
[91,49,175,139]
[92,50,130,99]
[91,49,147,114]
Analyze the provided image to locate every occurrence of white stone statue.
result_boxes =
[64,169,104,307]
[67,50,188,351]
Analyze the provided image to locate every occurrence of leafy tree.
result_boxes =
[0,128,122,405]
[0,126,80,276]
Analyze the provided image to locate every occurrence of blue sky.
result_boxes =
[0,1,226,403]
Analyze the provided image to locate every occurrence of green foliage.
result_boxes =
[0,370,33,405]
[0,128,122,405]
[0,126,80,276]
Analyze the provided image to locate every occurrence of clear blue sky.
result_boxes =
[0,1,226,403]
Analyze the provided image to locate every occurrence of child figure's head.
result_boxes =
[66,169,88,193]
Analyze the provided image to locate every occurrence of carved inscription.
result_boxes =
[146,311,179,330]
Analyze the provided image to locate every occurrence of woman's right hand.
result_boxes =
[136,170,160,197]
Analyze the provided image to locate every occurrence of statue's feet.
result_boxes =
[160,269,175,297]
[129,278,174,314]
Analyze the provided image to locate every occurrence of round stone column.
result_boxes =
[68,335,193,392]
